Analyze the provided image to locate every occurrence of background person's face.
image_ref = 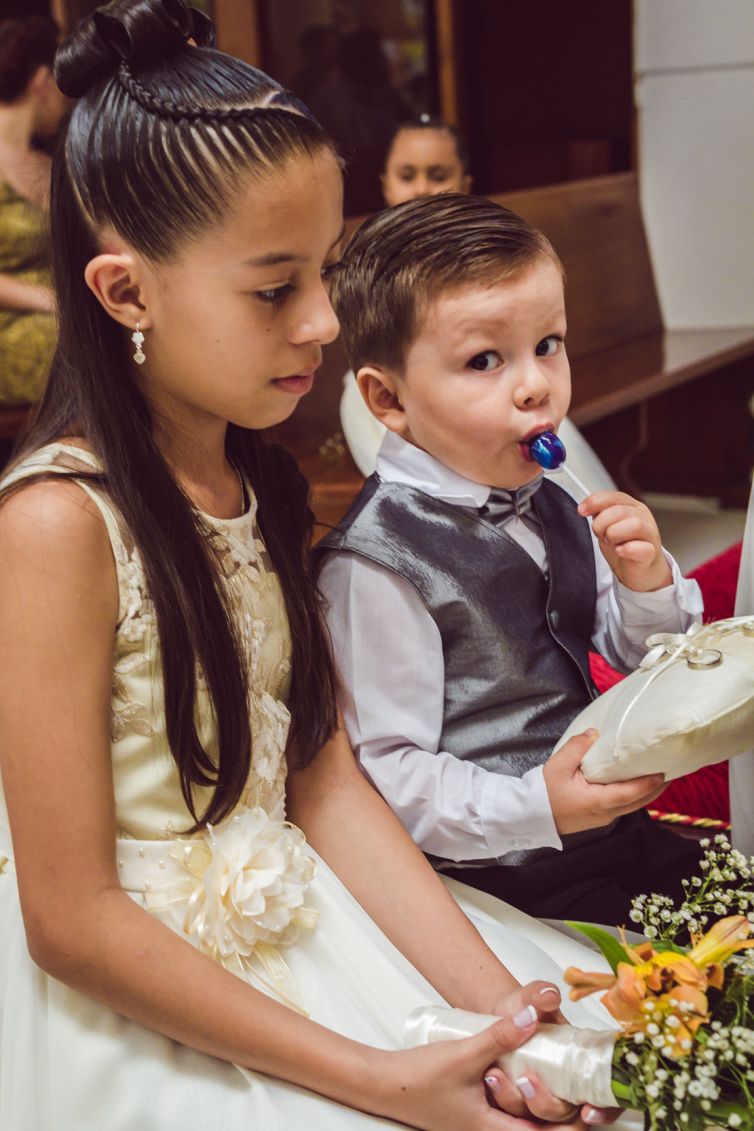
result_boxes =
[381,128,470,207]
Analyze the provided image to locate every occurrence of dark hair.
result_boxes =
[9,0,339,831]
[0,16,58,103]
[384,116,469,174]
[332,192,560,374]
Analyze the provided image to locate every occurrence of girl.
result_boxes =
[0,3,621,1128]
[381,115,472,207]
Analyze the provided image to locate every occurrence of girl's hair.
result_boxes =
[384,116,469,174]
[10,0,339,830]
[0,16,58,104]
[332,192,560,374]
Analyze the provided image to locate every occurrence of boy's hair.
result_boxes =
[332,193,560,374]
[9,0,339,831]
[384,115,470,173]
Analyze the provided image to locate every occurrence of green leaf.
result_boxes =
[566,921,632,972]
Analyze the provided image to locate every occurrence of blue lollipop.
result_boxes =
[527,430,566,471]
[527,430,591,498]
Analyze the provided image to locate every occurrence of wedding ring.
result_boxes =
[686,648,723,669]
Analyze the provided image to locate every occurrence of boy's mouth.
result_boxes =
[518,423,555,462]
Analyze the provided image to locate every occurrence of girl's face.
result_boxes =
[135,149,343,433]
[381,128,470,207]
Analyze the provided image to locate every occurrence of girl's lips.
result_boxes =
[272,372,315,395]
[518,441,535,463]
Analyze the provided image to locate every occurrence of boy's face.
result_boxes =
[364,257,570,489]
[381,128,471,207]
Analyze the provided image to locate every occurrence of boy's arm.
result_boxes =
[587,516,703,673]
[318,551,562,859]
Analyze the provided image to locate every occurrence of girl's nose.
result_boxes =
[291,284,340,346]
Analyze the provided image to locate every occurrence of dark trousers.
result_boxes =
[443,811,702,927]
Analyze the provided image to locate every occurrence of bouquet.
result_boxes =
[406,836,754,1130]
[564,835,754,1130]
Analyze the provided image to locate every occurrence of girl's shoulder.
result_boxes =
[0,440,122,604]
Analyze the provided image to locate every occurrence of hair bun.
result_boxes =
[54,0,214,99]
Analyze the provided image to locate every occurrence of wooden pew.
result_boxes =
[274,171,754,532]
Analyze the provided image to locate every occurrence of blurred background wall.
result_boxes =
[635,0,754,329]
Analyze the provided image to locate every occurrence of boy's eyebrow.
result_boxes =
[243,224,346,268]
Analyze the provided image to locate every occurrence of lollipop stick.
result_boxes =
[554,463,592,501]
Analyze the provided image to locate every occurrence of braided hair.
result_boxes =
[14,0,340,830]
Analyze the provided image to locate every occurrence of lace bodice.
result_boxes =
[0,443,292,838]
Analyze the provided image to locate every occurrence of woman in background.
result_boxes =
[0,16,67,406]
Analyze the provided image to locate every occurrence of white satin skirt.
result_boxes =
[0,845,639,1130]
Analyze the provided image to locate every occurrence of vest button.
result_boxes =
[549,609,560,630]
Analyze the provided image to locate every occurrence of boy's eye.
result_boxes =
[256,283,293,304]
[535,335,563,357]
[468,350,502,372]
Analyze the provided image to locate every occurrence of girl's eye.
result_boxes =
[321,261,342,283]
[468,350,502,372]
[535,335,563,357]
[255,283,293,304]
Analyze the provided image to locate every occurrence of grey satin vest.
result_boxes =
[316,474,609,868]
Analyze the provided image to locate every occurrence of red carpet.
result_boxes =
[589,541,743,829]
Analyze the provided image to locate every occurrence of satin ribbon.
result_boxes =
[612,615,754,761]
[404,1007,617,1108]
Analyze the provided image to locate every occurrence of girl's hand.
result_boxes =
[381,1010,605,1129]
[487,982,619,1126]
[578,491,672,593]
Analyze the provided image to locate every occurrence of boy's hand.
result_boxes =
[578,490,673,592]
[543,731,666,835]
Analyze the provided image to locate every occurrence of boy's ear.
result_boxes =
[84,253,149,332]
[356,365,410,436]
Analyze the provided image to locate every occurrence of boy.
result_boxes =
[317,193,704,925]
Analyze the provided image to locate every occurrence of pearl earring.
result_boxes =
[131,323,146,365]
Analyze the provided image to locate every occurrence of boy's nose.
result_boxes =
[514,362,551,408]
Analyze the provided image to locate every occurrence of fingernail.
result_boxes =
[538,985,559,999]
[584,1108,607,1124]
[585,727,598,737]
[484,1075,500,1090]
[516,1075,535,1100]
[513,1004,537,1028]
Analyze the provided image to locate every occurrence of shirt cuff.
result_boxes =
[613,551,703,628]
[479,765,562,858]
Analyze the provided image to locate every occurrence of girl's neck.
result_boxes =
[153,416,245,521]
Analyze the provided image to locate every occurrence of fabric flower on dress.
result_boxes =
[174,807,317,962]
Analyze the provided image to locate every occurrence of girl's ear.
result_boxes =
[84,253,149,331]
[356,365,409,437]
[462,174,473,194]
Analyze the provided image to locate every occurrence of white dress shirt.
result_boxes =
[319,432,704,863]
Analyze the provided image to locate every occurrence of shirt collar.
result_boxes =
[375,431,493,507]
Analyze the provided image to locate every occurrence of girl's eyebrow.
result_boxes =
[244,225,346,269]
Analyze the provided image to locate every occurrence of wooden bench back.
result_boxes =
[273,171,661,458]
[493,172,662,359]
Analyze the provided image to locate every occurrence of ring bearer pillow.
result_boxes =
[554,617,754,784]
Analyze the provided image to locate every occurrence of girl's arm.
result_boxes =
[0,480,583,1130]
[0,272,55,313]
[287,725,525,1015]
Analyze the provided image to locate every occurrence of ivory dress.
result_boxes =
[0,443,631,1130]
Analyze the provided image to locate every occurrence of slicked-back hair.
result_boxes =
[7,0,339,831]
[332,193,561,375]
